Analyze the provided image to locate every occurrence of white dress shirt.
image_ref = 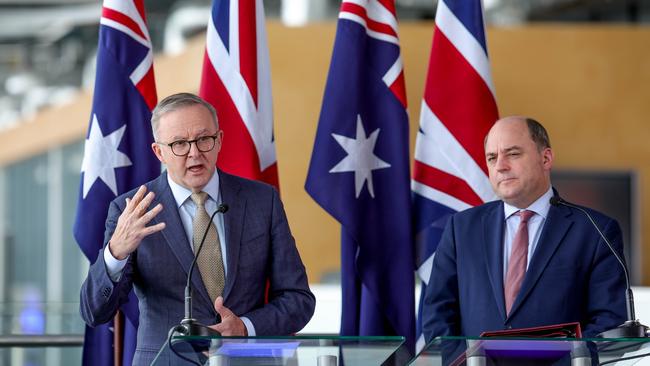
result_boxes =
[502,186,554,281]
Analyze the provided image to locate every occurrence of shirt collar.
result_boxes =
[503,186,554,220]
[166,170,220,208]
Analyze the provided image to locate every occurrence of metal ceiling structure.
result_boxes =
[0,0,647,129]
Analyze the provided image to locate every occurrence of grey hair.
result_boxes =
[151,92,218,140]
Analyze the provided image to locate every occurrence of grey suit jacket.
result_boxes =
[80,171,315,365]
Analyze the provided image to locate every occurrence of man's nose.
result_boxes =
[187,141,201,157]
[495,156,508,171]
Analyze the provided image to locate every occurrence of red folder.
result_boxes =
[480,322,582,338]
[448,323,582,366]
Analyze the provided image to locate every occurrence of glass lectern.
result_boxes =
[409,336,650,366]
[151,335,406,366]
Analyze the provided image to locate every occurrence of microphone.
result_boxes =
[549,196,648,338]
[178,203,229,337]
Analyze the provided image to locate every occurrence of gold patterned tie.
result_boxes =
[191,192,225,302]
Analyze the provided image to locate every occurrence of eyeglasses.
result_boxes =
[158,134,219,157]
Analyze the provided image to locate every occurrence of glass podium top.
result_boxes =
[152,335,406,366]
[410,336,650,366]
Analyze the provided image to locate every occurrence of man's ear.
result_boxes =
[215,129,224,154]
[542,147,554,169]
[152,143,165,164]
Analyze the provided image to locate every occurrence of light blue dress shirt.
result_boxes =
[502,186,554,281]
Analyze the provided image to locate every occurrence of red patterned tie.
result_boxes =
[504,210,535,315]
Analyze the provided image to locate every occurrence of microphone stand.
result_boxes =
[177,203,229,337]
[550,196,649,338]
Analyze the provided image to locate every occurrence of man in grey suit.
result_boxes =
[80,92,315,365]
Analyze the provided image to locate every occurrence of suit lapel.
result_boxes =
[507,204,572,318]
[482,203,507,321]
[219,171,245,301]
[151,173,213,306]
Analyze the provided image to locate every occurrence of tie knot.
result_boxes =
[191,192,209,206]
[518,210,535,223]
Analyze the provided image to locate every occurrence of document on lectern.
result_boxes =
[447,323,584,366]
[480,322,582,338]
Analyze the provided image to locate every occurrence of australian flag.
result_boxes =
[305,0,415,353]
[73,1,159,365]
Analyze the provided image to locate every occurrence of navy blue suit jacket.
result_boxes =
[422,198,627,342]
[80,171,315,365]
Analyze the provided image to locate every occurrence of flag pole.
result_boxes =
[114,310,123,366]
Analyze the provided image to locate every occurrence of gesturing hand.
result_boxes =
[108,185,166,260]
[209,297,247,336]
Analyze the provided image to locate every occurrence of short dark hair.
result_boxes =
[151,92,218,140]
[525,117,551,150]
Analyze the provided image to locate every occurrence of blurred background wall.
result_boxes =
[1,22,649,284]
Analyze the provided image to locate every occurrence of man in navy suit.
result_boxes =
[422,116,626,343]
[80,93,315,365]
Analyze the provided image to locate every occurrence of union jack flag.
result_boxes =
[74,1,159,364]
[306,0,415,353]
[199,0,278,188]
[412,0,499,350]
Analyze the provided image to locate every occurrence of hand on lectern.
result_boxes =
[209,296,247,336]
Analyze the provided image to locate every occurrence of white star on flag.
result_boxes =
[329,115,391,198]
[81,114,132,198]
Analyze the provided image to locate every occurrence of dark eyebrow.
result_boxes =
[486,146,522,158]
[170,129,212,141]
[503,146,522,153]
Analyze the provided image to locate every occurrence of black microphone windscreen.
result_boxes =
[219,204,229,213]
[549,196,561,206]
